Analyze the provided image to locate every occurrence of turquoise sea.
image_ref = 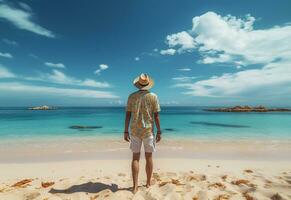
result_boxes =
[0,107,291,142]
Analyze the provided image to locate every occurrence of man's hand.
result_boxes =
[124,132,130,142]
[156,132,161,143]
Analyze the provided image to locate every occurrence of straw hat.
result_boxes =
[133,73,154,90]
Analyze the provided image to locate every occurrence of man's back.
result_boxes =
[126,90,160,138]
[124,73,161,193]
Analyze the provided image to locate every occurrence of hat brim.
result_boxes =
[133,76,154,90]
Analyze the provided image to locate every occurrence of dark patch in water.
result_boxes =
[190,121,249,128]
[163,128,176,131]
[69,125,102,130]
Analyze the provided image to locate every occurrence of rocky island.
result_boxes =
[28,105,56,110]
[205,106,291,112]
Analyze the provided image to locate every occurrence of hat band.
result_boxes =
[138,82,149,86]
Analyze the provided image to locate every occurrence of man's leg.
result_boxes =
[132,152,140,193]
[145,152,153,187]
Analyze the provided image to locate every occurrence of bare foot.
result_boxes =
[146,180,154,188]
[132,186,138,194]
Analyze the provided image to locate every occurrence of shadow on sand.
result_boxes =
[49,181,131,194]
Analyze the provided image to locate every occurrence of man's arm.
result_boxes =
[154,112,161,142]
[124,111,131,142]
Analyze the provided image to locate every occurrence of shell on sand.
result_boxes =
[41,182,55,188]
[11,179,33,188]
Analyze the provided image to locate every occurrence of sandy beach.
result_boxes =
[1,0,291,198]
[0,138,290,200]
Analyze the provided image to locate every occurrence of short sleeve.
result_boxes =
[126,96,132,112]
[153,95,161,113]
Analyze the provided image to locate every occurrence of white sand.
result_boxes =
[1,138,290,162]
[0,159,290,200]
[0,138,290,199]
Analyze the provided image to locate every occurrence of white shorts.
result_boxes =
[130,135,156,153]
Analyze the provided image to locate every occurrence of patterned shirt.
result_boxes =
[126,90,161,138]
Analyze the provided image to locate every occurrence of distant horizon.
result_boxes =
[1,0,291,106]
[1,104,291,108]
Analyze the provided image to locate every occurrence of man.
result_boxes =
[124,73,161,193]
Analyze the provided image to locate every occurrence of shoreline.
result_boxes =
[1,158,290,180]
[0,137,290,163]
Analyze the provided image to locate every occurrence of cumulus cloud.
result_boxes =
[46,69,110,88]
[0,52,13,58]
[160,48,176,55]
[0,3,55,38]
[164,11,291,98]
[201,54,232,64]
[0,82,118,99]
[163,12,291,66]
[44,62,66,69]
[177,68,191,71]
[190,12,291,66]
[166,31,195,53]
[99,64,108,70]
[0,65,15,78]
[135,57,140,61]
[175,58,291,97]
[95,64,109,75]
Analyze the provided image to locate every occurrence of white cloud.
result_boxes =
[44,62,65,69]
[99,64,108,70]
[0,82,118,99]
[95,64,109,75]
[80,79,110,88]
[175,58,291,97]
[177,68,191,71]
[2,38,18,45]
[163,11,291,66]
[166,31,195,53]
[46,69,110,88]
[0,52,13,58]
[162,100,179,105]
[135,57,140,61]
[0,65,15,78]
[1,67,110,89]
[192,12,291,66]
[160,48,176,55]
[109,100,123,105]
[201,54,232,64]
[163,11,291,99]
[172,76,196,82]
[0,4,55,38]
[47,69,72,83]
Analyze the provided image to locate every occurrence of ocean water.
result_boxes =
[0,106,290,142]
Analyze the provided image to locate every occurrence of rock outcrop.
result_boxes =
[205,106,291,112]
[28,105,56,110]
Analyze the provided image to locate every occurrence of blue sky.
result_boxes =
[0,0,291,106]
